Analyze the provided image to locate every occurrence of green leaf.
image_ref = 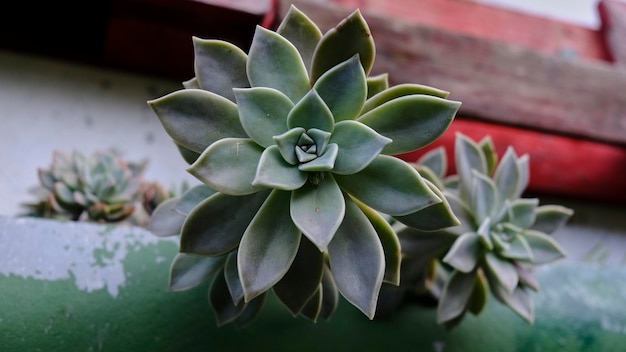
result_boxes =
[523,229,567,264]
[328,197,384,319]
[397,229,456,261]
[224,251,244,304]
[394,179,460,231]
[531,205,573,234]
[443,232,481,273]
[335,155,440,216]
[455,133,488,196]
[168,253,225,292]
[287,89,334,132]
[247,26,310,103]
[175,184,216,215]
[180,190,271,255]
[417,147,447,179]
[148,89,245,154]
[485,252,518,293]
[175,143,201,165]
[366,73,388,99]
[509,198,539,229]
[329,120,391,175]
[311,9,375,83]
[148,197,185,237]
[276,5,322,74]
[209,271,246,326]
[476,218,494,250]
[494,147,522,202]
[314,54,367,122]
[437,270,477,323]
[515,154,530,199]
[319,265,339,319]
[491,281,534,324]
[478,136,498,175]
[273,127,305,165]
[273,237,324,315]
[470,170,498,224]
[238,190,302,301]
[192,37,249,102]
[299,143,338,172]
[358,95,460,155]
[443,192,476,236]
[361,83,450,115]
[500,235,533,261]
[299,285,323,322]
[467,272,489,315]
[188,138,265,195]
[290,174,345,251]
[253,145,308,190]
[234,293,267,328]
[357,202,401,285]
[182,77,199,89]
[233,87,293,148]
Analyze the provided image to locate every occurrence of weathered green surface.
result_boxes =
[1,216,625,351]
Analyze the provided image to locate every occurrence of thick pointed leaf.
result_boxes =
[148,197,185,237]
[509,198,539,229]
[523,229,567,264]
[467,272,489,315]
[247,26,309,103]
[437,270,477,323]
[394,179,460,231]
[273,237,324,315]
[188,138,265,195]
[494,147,522,203]
[515,154,530,199]
[358,95,459,155]
[148,89,245,153]
[476,217,494,250]
[224,251,244,304]
[444,192,476,236]
[319,265,339,319]
[234,293,267,328]
[366,73,388,99]
[287,89,334,132]
[300,285,323,322]
[168,253,225,292]
[233,87,293,148]
[485,252,519,293]
[238,190,302,301]
[500,235,533,261]
[175,184,216,215]
[470,170,498,224]
[180,190,271,255]
[276,5,322,73]
[531,205,573,234]
[515,262,540,291]
[314,54,367,122]
[175,143,201,164]
[291,174,345,251]
[311,9,375,83]
[491,281,534,324]
[357,201,401,285]
[182,77,199,89]
[417,146,447,179]
[253,145,307,190]
[299,143,338,172]
[478,136,498,175]
[328,198,384,319]
[443,232,481,273]
[192,37,249,101]
[329,120,391,175]
[361,83,450,115]
[455,133,488,196]
[335,155,440,216]
[209,271,246,326]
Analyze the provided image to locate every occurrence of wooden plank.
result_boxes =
[318,0,609,62]
[398,118,626,205]
[280,0,626,146]
[599,0,626,64]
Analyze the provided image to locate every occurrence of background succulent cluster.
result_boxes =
[147,5,463,325]
[387,133,573,328]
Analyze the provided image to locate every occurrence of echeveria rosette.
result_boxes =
[148,5,461,322]
[395,133,573,328]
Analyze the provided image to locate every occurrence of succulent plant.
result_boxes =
[22,150,147,223]
[393,133,573,328]
[147,5,461,324]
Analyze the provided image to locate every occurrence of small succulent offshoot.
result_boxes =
[148,5,461,326]
[395,133,573,328]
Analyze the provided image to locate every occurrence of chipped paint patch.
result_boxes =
[0,216,176,297]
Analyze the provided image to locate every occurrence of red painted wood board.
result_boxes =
[307,0,610,62]
[398,118,626,205]
[599,0,626,64]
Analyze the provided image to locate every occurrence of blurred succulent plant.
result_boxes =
[147,5,461,324]
[392,133,573,328]
[23,150,148,223]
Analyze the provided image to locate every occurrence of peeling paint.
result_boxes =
[0,216,176,297]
